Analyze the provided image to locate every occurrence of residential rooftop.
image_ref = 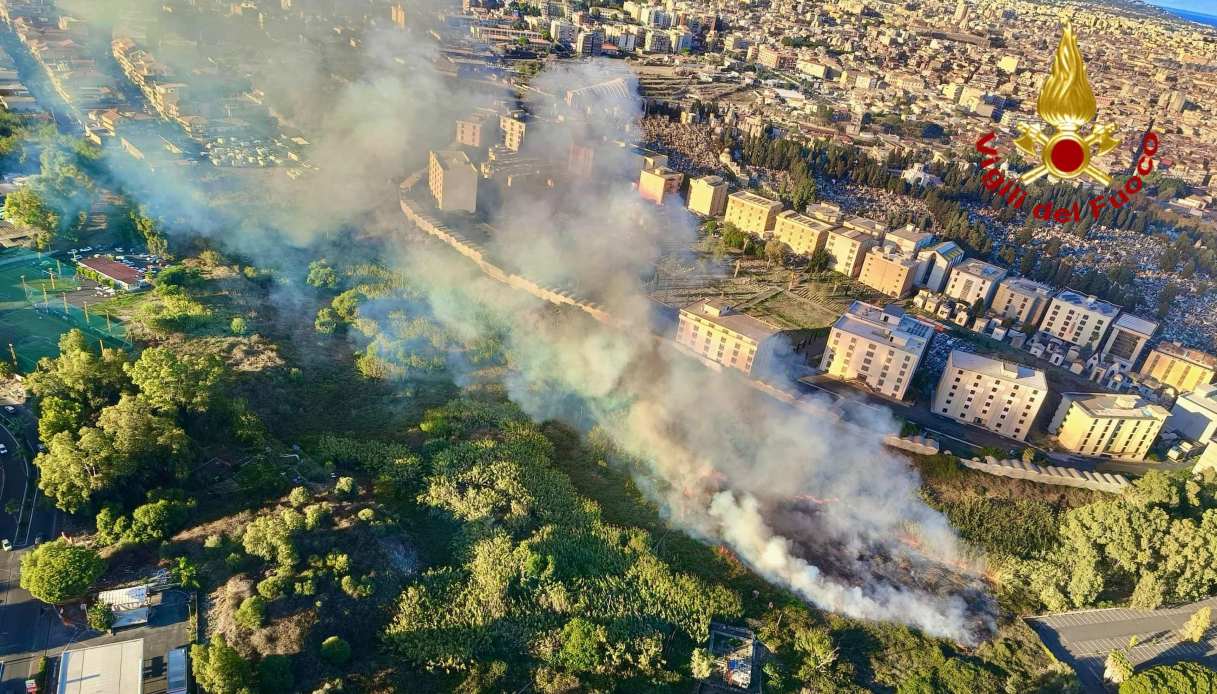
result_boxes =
[947,350,1048,390]
[680,298,781,344]
[834,300,934,352]
[1063,392,1169,420]
[1053,290,1121,317]
[954,258,1007,281]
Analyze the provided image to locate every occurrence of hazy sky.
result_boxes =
[1145,0,1217,15]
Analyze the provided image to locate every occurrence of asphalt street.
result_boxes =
[1029,597,1217,692]
[0,406,66,693]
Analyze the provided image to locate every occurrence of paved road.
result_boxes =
[0,405,66,692]
[1028,597,1217,693]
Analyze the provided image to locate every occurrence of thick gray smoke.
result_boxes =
[63,2,990,642]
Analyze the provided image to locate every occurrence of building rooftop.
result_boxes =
[886,223,933,246]
[1153,341,1217,369]
[1111,312,1159,338]
[866,245,919,266]
[806,202,844,222]
[681,298,781,343]
[694,174,724,185]
[58,638,144,694]
[1065,392,1169,421]
[1052,290,1121,317]
[925,240,965,261]
[844,215,887,236]
[432,149,475,171]
[999,275,1054,298]
[79,256,142,285]
[834,300,933,352]
[728,190,782,209]
[954,258,1007,281]
[947,350,1047,390]
[828,227,869,243]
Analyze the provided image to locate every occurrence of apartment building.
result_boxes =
[883,224,934,256]
[456,113,492,148]
[1099,313,1158,370]
[842,215,888,242]
[805,202,845,225]
[824,227,876,278]
[638,166,683,205]
[932,351,1048,441]
[991,276,1054,326]
[724,191,782,235]
[1038,291,1120,351]
[428,150,479,213]
[1049,393,1168,461]
[771,210,831,256]
[1139,341,1217,394]
[820,301,934,400]
[500,112,528,151]
[1167,383,1217,443]
[687,175,727,216]
[858,247,918,298]
[944,259,1007,309]
[675,298,779,375]
[917,241,965,292]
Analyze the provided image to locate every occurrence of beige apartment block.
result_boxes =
[820,301,934,400]
[944,259,1007,309]
[771,210,832,256]
[883,224,934,256]
[991,276,1054,327]
[1049,393,1168,462]
[824,227,875,278]
[858,247,918,298]
[843,215,888,241]
[675,299,779,375]
[687,175,728,216]
[1038,290,1120,351]
[724,191,782,235]
[428,150,479,213]
[638,166,683,205]
[456,114,491,148]
[1139,341,1217,394]
[805,202,845,225]
[933,351,1048,441]
[500,113,527,151]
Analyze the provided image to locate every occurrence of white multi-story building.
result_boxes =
[933,351,1048,441]
[1038,290,1120,351]
[1049,392,1168,462]
[675,298,780,375]
[916,241,965,292]
[1168,383,1217,443]
[944,259,1007,310]
[820,301,934,400]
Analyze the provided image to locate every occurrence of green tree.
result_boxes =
[191,638,254,694]
[307,260,340,289]
[1119,661,1217,693]
[19,539,104,603]
[1181,606,1211,642]
[690,647,712,679]
[1105,649,1133,684]
[320,635,351,665]
[86,602,115,632]
[257,654,294,693]
[556,618,606,672]
[234,595,266,630]
[314,307,338,334]
[125,347,225,413]
[807,247,833,272]
[229,316,248,335]
[3,185,57,248]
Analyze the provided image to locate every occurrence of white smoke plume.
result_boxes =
[59,2,992,642]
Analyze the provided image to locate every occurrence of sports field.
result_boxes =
[0,248,128,371]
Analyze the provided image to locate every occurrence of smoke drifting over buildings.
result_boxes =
[65,2,990,642]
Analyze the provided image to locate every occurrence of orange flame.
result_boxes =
[1037,20,1096,130]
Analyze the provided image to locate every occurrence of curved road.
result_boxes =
[0,405,65,692]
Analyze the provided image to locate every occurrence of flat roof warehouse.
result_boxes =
[57,638,144,694]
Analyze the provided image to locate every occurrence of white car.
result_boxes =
[1,539,11,552]
[0,444,8,455]
[2,405,13,413]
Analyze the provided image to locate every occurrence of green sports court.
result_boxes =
[0,248,128,371]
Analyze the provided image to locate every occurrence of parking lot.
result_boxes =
[1028,597,1217,692]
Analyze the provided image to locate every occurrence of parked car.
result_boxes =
[0,444,9,455]
[3,405,14,413]
[2,539,12,551]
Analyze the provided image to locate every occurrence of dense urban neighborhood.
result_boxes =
[0,0,1213,693]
